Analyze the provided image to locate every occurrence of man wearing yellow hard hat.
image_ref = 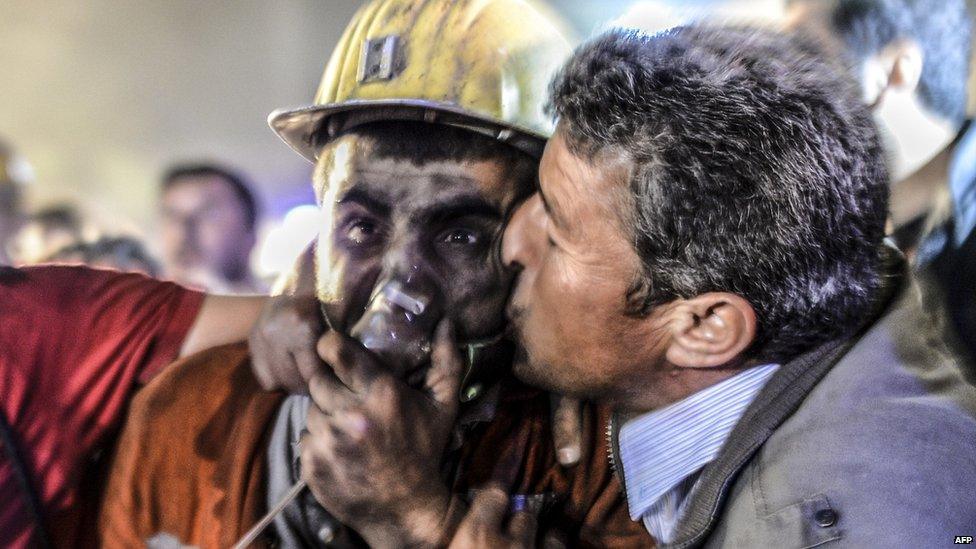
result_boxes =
[98,1,649,547]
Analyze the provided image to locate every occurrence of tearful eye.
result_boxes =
[442,228,480,246]
[347,220,380,245]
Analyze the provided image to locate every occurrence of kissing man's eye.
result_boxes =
[442,228,480,246]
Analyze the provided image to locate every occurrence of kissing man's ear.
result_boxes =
[665,292,757,369]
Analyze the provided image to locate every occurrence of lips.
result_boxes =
[505,300,525,325]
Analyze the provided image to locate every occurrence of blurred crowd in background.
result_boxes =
[0,0,974,294]
[0,151,266,292]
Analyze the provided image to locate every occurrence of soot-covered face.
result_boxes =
[313,132,525,379]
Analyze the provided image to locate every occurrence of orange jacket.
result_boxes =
[98,343,650,547]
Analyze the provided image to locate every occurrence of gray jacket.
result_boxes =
[662,278,976,548]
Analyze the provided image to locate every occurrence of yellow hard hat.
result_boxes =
[269,0,574,161]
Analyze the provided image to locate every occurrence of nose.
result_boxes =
[349,259,444,376]
[502,192,545,270]
[371,239,444,325]
[366,271,440,319]
[177,216,200,246]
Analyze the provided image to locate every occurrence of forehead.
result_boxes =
[540,131,631,219]
[316,134,518,209]
[163,175,237,205]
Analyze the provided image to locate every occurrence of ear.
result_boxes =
[863,39,924,107]
[665,293,757,369]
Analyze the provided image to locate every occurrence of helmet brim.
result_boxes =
[268,99,550,163]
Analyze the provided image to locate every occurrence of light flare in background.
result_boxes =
[255,204,320,279]
[610,0,785,34]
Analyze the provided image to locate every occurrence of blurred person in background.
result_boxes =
[787,0,976,365]
[8,205,87,265]
[48,236,162,277]
[159,162,263,293]
[0,139,33,265]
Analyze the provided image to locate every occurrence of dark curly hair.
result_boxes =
[549,26,890,361]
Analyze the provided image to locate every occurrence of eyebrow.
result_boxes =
[419,195,501,226]
[336,187,392,217]
[430,173,478,188]
[355,170,479,189]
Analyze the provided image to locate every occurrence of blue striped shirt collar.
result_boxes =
[618,363,780,521]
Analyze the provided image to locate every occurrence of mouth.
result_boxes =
[505,302,524,329]
[500,319,517,342]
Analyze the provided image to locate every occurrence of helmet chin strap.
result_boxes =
[457,331,513,403]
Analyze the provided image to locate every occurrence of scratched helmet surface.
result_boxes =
[268,0,574,161]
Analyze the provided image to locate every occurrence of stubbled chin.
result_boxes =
[511,343,553,391]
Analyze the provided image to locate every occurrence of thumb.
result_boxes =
[551,396,583,466]
[426,320,464,416]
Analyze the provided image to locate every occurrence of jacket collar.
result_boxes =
[665,251,907,549]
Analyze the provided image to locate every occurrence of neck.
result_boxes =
[614,364,746,417]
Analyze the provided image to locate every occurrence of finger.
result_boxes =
[466,487,509,531]
[299,422,337,466]
[293,346,326,390]
[508,511,538,547]
[292,297,328,388]
[317,331,382,394]
[255,348,305,393]
[329,410,370,443]
[426,320,464,414]
[301,419,351,467]
[299,430,339,499]
[541,530,568,549]
[248,345,280,390]
[305,399,331,435]
[329,412,369,450]
[551,396,582,466]
[248,330,291,391]
[307,369,358,415]
[301,413,363,477]
[281,353,310,393]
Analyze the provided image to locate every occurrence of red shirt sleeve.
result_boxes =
[0,265,204,547]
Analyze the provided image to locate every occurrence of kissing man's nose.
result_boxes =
[502,193,543,270]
